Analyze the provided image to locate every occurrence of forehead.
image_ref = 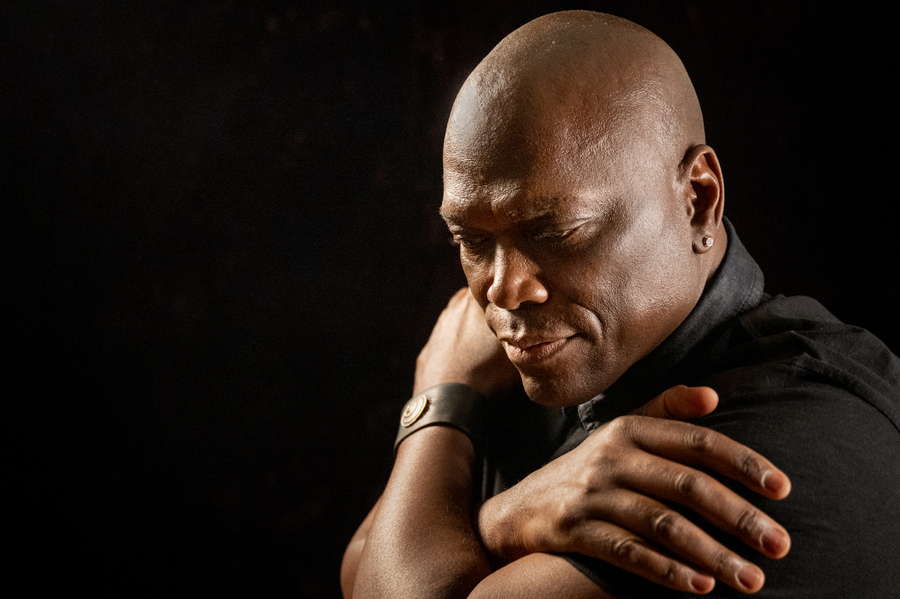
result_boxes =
[440,122,640,230]
[442,117,660,225]
[440,74,677,232]
[440,173,612,231]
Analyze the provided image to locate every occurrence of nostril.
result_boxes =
[485,247,548,310]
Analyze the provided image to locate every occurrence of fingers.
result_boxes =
[579,416,791,588]
[631,385,719,420]
[566,519,718,594]
[592,490,772,593]
[629,386,790,499]
[622,387,784,591]
[635,462,791,560]
[548,473,778,593]
[561,485,775,593]
[414,287,519,396]
[610,416,791,501]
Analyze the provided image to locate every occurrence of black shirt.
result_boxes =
[481,220,900,598]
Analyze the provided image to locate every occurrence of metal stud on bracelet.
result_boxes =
[400,394,429,428]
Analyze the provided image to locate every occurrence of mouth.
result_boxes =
[501,335,573,366]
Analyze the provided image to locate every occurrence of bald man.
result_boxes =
[342,11,900,598]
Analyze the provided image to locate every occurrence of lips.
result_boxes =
[500,334,573,366]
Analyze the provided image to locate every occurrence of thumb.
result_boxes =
[631,385,718,420]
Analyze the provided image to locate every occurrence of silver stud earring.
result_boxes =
[701,236,714,248]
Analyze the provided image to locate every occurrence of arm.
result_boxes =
[346,513,617,599]
[344,289,791,597]
[348,289,518,599]
[345,392,790,598]
[338,386,719,595]
[340,498,379,599]
[475,407,790,594]
[352,426,489,599]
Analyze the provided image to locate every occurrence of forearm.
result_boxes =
[341,498,379,598]
[351,426,492,599]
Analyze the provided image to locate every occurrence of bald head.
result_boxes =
[440,11,727,406]
[444,11,705,183]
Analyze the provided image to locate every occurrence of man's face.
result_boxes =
[441,96,702,407]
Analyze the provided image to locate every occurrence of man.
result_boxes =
[342,11,900,598]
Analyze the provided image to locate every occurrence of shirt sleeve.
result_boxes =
[563,365,900,598]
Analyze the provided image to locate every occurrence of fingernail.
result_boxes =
[762,529,788,555]
[762,471,784,494]
[690,573,714,593]
[737,564,762,590]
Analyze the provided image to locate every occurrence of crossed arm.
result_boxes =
[342,289,791,598]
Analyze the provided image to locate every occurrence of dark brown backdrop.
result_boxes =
[5,1,894,597]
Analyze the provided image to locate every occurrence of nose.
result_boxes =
[486,246,548,310]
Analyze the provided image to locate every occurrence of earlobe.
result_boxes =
[680,145,724,254]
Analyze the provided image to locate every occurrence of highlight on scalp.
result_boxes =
[445,10,706,174]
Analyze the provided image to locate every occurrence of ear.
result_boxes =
[680,145,724,254]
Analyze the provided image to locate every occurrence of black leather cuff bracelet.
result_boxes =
[394,383,488,454]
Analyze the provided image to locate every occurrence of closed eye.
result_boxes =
[527,218,602,254]
[449,232,490,251]
[531,229,571,242]
[529,222,586,246]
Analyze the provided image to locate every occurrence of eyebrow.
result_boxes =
[440,197,563,221]
[440,203,597,229]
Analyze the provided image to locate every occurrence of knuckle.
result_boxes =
[599,415,648,449]
[604,416,631,438]
[736,450,764,480]
[672,470,705,500]
[554,507,579,535]
[707,548,736,577]
[572,460,607,493]
[610,536,645,564]
[735,507,761,536]
[650,510,685,542]
[661,562,682,586]
[685,426,716,454]
[554,493,590,534]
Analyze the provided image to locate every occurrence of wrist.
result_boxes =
[476,491,529,567]
[394,383,489,455]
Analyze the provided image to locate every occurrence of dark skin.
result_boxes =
[344,11,791,598]
[344,297,789,598]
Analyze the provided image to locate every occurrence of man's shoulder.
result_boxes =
[737,293,893,359]
[695,291,900,497]
[673,294,900,597]
[564,295,900,599]
[698,293,900,428]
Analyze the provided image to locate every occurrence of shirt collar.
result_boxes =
[577,218,765,432]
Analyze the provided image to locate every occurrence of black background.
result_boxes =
[5,1,895,597]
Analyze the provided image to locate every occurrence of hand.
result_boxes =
[414,288,521,397]
[478,385,791,594]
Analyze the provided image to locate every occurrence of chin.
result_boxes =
[521,374,598,408]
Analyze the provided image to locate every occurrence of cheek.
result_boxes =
[561,242,631,316]
[566,237,673,341]
[603,235,697,346]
